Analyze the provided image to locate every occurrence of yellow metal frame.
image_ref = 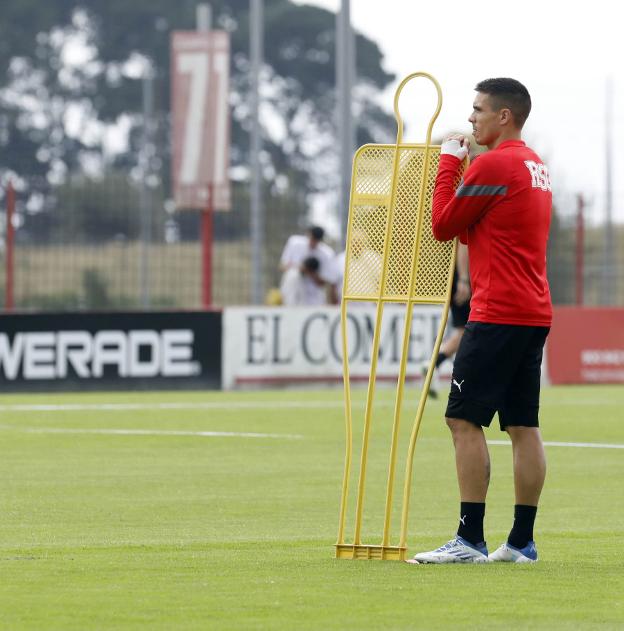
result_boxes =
[335,72,467,561]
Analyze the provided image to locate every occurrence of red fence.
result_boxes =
[547,307,624,384]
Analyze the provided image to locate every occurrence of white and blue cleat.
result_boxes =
[406,536,490,564]
[488,541,538,563]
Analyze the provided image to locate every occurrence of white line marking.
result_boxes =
[0,401,346,412]
[0,398,619,413]
[0,426,303,440]
[1,424,619,448]
[489,440,624,450]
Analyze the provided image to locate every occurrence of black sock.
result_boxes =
[508,504,537,549]
[435,352,448,368]
[457,502,485,546]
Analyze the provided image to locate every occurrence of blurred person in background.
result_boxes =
[422,242,471,397]
[281,256,326,305]
[278,226,335,305]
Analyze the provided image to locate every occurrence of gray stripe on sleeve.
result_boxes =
[455,184,508,197]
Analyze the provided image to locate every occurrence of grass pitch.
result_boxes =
[0,385,623,630]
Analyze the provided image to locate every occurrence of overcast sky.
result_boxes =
[293,0,623,223]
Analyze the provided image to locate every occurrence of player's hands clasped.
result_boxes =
[441,134,470,160]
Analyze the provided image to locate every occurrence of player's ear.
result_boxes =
[499,108,512,126]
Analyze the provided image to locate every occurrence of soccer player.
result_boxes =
[408,78,552,564]
[421,242,471,398]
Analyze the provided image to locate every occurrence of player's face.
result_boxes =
[468,93,500,148]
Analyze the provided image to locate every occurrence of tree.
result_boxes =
[0,0,395,218]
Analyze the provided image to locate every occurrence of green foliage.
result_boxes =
[0,1,395,200]
[81,267,109,307]
[59,173,142,241]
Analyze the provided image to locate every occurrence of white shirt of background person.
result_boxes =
[280,265,328,306]
[279,229,335,305]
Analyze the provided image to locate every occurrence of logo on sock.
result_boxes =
[460,515,466,526]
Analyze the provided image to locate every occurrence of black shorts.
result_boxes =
[445,322,550,431]
[450,274,470,328]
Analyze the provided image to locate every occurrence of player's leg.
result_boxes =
[407,417,491,564]
[489,326,550,563]
[508,425,546,506]
[409,323,511,564]
[448,417,490,503]
[491,425,545,562]
[488,427,545,563]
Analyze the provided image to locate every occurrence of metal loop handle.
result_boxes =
[393,72,443,146]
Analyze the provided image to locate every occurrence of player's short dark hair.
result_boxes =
[475,78,531,128]
[308,226,325,241]
[302,256,320,273]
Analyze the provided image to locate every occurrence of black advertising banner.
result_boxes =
[0,311,221,392]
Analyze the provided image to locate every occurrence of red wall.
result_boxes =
[547,307,624,384]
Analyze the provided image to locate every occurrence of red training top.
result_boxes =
[432,139,552,327]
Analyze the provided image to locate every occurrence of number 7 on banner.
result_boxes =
[171,31,231,211]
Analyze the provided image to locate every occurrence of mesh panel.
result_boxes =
[345,205,387,297]
[344,144,465,304]
[412,150,452,300]
[383,149,425,299]
[353,146,394,199]
[345,147,394,299]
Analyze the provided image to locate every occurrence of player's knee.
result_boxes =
[506,425,542,443]
[446,417,482,442]
[446,416,469,435]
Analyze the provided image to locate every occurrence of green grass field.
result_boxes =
[1,385,623,630]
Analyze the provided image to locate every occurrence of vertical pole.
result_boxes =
[5,181,15,311]
[196,3,211,30]
[576,194,584,306]
[336,0,355,243]
[603,76,614,305]
[202,184,214,308]
[250,0,264,304]
[197,3,213,308]
[139,70,154,309]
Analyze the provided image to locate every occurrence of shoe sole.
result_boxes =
[406,556,490,565]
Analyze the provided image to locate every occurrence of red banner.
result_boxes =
[171,31,230,210]
[547,307,624,384]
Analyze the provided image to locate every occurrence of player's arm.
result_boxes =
[432,139,506,241]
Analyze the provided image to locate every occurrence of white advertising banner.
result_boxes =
[222,305,447,389]
[171,31,231,210]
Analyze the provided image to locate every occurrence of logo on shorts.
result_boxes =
[452,378,464,392]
